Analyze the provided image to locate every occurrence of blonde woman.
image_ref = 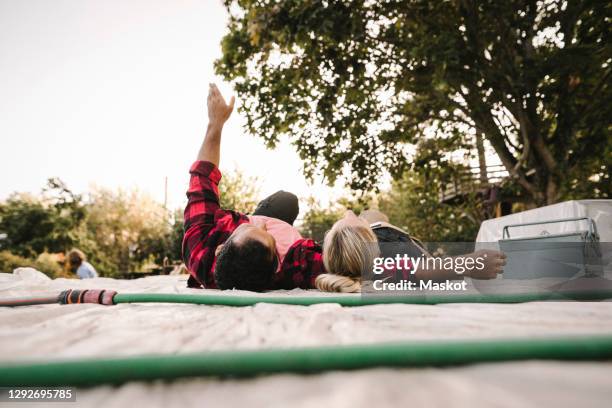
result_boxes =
[315,211,379,293]
[316,210,506,293]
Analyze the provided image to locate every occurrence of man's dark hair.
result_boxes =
[214,238,277,292]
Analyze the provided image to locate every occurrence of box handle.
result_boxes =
[502,217,598,239]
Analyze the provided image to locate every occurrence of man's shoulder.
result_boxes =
[213,208,250,225]
[288,238,322,253]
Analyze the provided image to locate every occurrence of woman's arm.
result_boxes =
[413,249,506,281]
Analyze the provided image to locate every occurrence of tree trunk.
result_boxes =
[545,174,560,205]
[475,133,488,185]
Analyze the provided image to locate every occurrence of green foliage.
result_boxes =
[298,198,343,242]
[0,170,260,278]
[216,0,611,205]
[82,187,174,276]
[0,251,38,274]
[0,179,86,258]
[34,252,65,278]
[168,209,184,262]
[379,171,481,242]
[300,166,481,243]
[0,251,63,278]
[218,169,261,213]
[0,179,180,277]
[298,195,373,242]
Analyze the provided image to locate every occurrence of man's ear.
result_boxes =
[215,244,224,257]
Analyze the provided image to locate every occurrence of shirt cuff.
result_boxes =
[189,160,222,184]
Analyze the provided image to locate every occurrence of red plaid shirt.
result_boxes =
[182,160,326,290]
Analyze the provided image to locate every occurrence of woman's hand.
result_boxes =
[207,83,235,127]
[464,249,506,279]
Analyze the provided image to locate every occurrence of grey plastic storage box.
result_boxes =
[499,217,601,280]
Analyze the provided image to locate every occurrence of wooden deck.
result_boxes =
[438,164,509,203]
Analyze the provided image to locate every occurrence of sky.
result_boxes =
[0,0,343,212]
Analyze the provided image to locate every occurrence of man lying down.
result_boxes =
[182,84,506,292]
[182,84,325,291]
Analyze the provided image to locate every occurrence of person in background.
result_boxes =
[67,249,98,279]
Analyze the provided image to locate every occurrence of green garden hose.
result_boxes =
[1,335,611,387]
[112,289,612,307]
[2,290,611,386]
[2,288,612,308]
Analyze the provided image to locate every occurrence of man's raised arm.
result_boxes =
[182,84,236,287]
[198,83,235,166]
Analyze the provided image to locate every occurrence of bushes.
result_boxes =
[0,172,258,278]
[0,251,64,278]
[299,200,344,243]
[0,191,85,258]
[0,251,32,273]
[34,252,67,278]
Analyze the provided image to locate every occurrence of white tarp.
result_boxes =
[476,200,612,242]
[1,269,612,407]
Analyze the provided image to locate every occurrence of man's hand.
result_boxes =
[207,83,235,127]
[464,249,506,279]
[198,84,236,166]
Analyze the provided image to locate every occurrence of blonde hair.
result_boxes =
[315,273,362,293]
[317,224,379,293]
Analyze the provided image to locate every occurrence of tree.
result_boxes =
[0,178,86,257]
[218,168,261,213]
[216,0,611,206]
[299,195,373,242]
[379,170,481,242]
[299,198,343,242]
[168,209,184,262]
[84,187,173,275]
